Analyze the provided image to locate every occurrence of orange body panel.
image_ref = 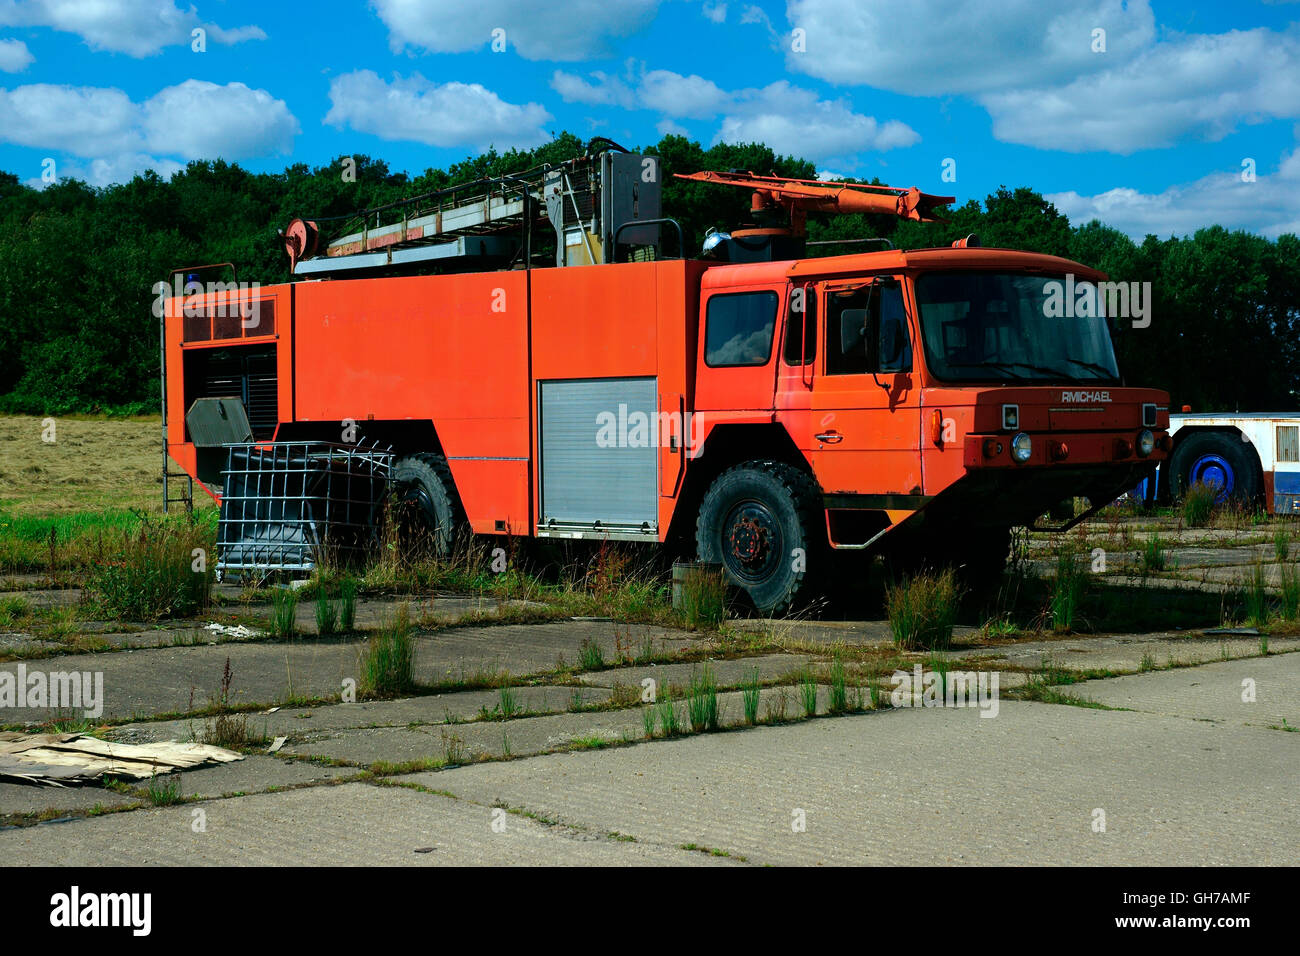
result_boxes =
[292,273,532,532]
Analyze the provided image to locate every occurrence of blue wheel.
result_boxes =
[1187,453,1235,503]
[1169,432,1260,505]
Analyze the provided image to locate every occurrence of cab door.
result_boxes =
[808,276,923,503]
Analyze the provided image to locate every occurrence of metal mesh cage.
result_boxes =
[216,442,393,576]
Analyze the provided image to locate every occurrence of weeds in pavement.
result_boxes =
[145,774,184,806]
[361,603,415,697]
[314,587,339,637]
[679,564,728,630]
[1140,534,1167,574]
[85,517,213,621]
[887,568,961,650]
[686,664,720,732]
[1182,482,1219,528]
[742,668,761,725]
[1244,562,1270,627]
[578,637,605,671]
[1049,545,1086,632]
[798,668,818,718]
[270,588,298,639]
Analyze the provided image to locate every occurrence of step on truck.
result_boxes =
[162,142,1171,612]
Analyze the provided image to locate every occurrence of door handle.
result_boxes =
[815,431,844,444]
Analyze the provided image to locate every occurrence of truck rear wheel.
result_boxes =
[390,454,461,559]
[1168,432,1260,505]
[696,462,823,615]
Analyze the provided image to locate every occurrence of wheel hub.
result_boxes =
[725,502,781,581]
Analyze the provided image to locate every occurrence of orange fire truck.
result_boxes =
[162,143,1170,611]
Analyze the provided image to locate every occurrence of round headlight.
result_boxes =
[1011,432,1033,463]
[1136,429,1155,457]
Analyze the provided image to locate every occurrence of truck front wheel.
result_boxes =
[696,462,824,615]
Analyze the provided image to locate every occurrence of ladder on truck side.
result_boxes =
[282,143,668,277]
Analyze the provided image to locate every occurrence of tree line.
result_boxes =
[0,131,1295,414]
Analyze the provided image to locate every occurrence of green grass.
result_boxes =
[1140,534,1167,574]
[0,595,32,629]
[497,685,522,719]
[798,668,818,717]
[338,577,357,631]
[1049,545,1086,632]
[741,667,761,725]
[1279,563,1300,622]
[0,508,214,574]
[1182,482,1218,528]
[83,517,214,621]
[678,565,728,630]
[577,637,605,671]
[827,658,850,714]
[886,568,962,650]
[1244,562,1270,626]
[1275,528,1291,562]
[360,603,415,698]
[270,588,299,638]
[686,664,720,732]
[145,774,184,806]
[654,690,681,737]
[314,588,339,636]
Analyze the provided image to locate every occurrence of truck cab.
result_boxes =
[687,245,1169,606]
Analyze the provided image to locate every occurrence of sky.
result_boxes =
[0,0,1298,239]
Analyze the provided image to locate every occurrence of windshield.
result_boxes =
[914,271,1120,383]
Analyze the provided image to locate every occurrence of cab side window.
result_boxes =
[826,283,910,375]
[705,291,779,367]
[782,286,817,366]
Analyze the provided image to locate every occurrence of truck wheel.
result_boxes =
[696,462,823,615]
[390,454,461,558]
[1168,432,1260,504]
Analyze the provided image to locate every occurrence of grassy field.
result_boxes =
[0,414,168,515]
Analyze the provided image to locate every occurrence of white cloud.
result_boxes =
[0,0,265,57]
[550,69,635,109]
[784,0,1155,95]
[715,82,919,158]
[1047,148,1300,239]
[371,0,659,60]
[656,118,689,137]
[783,0,1300,155]
[0,36,31,70]
[29,153,183,189]
[701,1,726,24]
[552,67,918,163]
[640,70,731,119]
[0,79,298,184]
[983,28,1300,153]
[0,83,141,154]
[325,70,552,150]
[142,80,299,160]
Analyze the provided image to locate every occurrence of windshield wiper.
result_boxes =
[954,361,1060,381]
[1062,358,1119,379]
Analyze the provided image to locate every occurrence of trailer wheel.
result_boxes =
[1168,432,1260,505]
[696,462,823,614]
[390,454,461,559]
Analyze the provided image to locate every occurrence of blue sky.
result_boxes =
[1,0,1298,238]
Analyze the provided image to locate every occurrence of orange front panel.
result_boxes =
[293,273,531,534]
